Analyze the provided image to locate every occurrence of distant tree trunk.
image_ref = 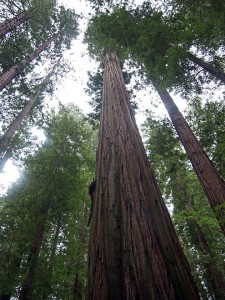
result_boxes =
[188,51,225,84]
[19,202,49,300]
[73,273,82,300]
[41,223,60,300]
[0,11,32,38]
[176,172,225,299]
[170,44,225,84]
[0,32,59,92]
[0,58,61,161]
[0,148,12,172]
[154,84,225,236]
[86,53,200,300]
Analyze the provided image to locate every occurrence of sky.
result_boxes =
[0,0,187,193]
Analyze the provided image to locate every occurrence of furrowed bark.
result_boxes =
[0,11,33,38]
[154,85,225,236]
[86,53,200,300]
[0,32,59,92]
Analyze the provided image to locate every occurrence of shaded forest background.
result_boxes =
[0,0,225,299]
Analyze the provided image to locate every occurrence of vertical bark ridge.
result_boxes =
[154,85,225,236]
[87,53,200,300]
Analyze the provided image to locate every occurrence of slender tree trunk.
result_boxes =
[0,11,32,38]
[19,202,49,300]
[41,223,60,300]
[176,172,225,299]
[73,273,82,300]
[154,84,225,236]
[86,53,200,300]
[0,149,12,172]
[170,44,225,84]
[0,58,61,161]
[0,32,59,92]
[187,51,225,84]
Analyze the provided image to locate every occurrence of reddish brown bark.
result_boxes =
[0,58,61,161]
[154,85,225,236]
[86,53,200,300]
[0,11,32,38]
[0,32,59,92]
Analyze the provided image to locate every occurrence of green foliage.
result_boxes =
[85,4,225,96]
[142,112,225,299]
[0,106,96,298]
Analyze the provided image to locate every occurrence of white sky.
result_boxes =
[0,0,186,193]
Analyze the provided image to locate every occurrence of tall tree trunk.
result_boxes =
[176,172,225,299]
[187,51,225,84]
[154,84,225,236]
[19,202,49,300]
[0,58,61,161]
[0,11,32,38]
[0,32,59,92]
[86,53,200,300]
[170,44,225,84]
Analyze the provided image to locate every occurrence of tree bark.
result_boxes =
[19,202,49,300]
[86,53,200,300]
[188,51,225,84]
[170,44,225,84]
[154,84,225,236]
[0,11,32,38]
[0,32,59,92]
[0,58,61,161]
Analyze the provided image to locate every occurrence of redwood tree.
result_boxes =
[0,32,59,92]
[0,11,33,38]
[153,83,225,236]
[0,58,61,161]
[87,53,200,299]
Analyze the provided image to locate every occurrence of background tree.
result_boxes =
[0,106,96,299]
[142,114,225,299]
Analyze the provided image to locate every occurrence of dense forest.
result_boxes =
[0,0,225,299]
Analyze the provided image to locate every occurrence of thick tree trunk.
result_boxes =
[86,53,200,300]
[0,32,59,92]
[0,11,32,38]
[0,58,61,161]
[154,85,225,236]
[19,203,49,300]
